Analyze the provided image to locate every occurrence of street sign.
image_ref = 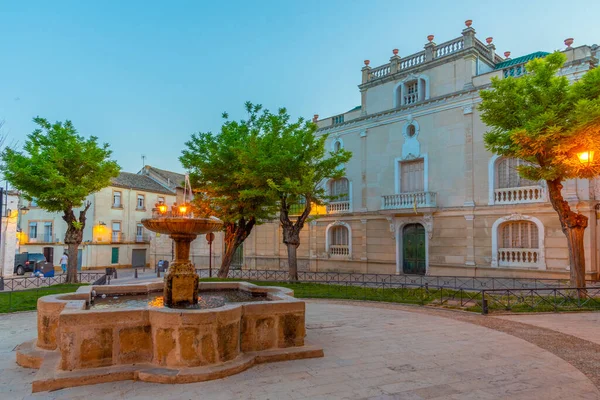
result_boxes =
[206,232,215,243]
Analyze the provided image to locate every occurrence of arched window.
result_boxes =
[326,222,351,257]
[492,216,545,269]
[496,158,536,189]
[489,156,546,205]
[334,140,341,152]
[329,178,349,201]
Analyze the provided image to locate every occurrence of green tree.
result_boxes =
[255,108,351,281]
[2,117,120,282]
[480,52,600,287]
[180,103,278,278]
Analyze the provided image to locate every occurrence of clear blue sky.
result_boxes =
[1,0,599,174]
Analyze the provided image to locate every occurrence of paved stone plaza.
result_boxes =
[2,301,600,400]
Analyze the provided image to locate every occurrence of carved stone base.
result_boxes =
[164,261,199,308]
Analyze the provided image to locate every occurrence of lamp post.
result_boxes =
[206,232,215,277]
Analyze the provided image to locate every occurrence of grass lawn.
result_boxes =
[200,278,600,314]
[0,284,87,313]
[200,278,482,308]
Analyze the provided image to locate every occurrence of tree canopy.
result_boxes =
[2,117,121,211]
[480,52,600,181]
[2,117,120,282]
[180,102,279,276]
[252,106,352,280]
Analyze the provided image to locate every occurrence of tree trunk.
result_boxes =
[217,218,256,278]
[218,235,238,278]
[62,203,91,284]
[546,180,588,287]
[286,243,299,281]
[281,198,310,282]
[66,242,79,283]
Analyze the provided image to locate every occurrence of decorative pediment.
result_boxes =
[502,213,531,222]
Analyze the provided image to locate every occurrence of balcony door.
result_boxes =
[401,160,424,193]
[402,223,426,275]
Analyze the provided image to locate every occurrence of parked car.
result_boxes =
[14,253,47,275]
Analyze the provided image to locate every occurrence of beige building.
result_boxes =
[238,22,600,279]
[17,167,184,273]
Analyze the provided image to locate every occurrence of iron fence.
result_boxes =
[195,268,592,290]
[196,268,600,314]
[481,287,600,314]
[0,272,108,313]
[0,272,106,292]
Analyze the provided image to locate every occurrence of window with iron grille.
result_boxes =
[330,226,349,246]
[329,178,349,201]
[496,158,537,188]
[501,221,539,249]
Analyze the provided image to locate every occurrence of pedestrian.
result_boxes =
[60,252,68,274]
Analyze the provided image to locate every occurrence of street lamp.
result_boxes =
[577,150,595,166]
[19,206,30,215]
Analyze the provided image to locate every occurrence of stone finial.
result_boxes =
[364,60,370,66]
[504,51,511,59]
[564,38,574,48]
[465,19,472,27]
[392,48,399,55]
[312,114,319,123]
[427,35,434,42]
[486,37,493,45]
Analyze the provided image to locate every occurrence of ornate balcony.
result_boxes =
[493,185,546,205]
[381,192,437,210]
[329,245,349,257]
[326,201,350,214]
[498,248,541,268]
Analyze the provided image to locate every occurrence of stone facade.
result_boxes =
[238,23,600,279]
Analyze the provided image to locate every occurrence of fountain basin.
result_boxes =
[141,217,223,236]
[17,281,323,392]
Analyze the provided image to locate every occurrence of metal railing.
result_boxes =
[195,268,593,290]
[0,272,108,313]
[0,272,106,291]
[481,287,600,314]
[195,268,600,314]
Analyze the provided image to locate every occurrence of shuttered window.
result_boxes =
[401,160,424,193]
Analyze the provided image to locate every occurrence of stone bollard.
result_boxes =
[157,268,161,278]
[113,269,118,279]
[134,268,138,279]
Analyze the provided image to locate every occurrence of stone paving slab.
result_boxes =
[495,312,600,345]
[1,302,599,399]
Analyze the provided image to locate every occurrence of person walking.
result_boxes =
[60,252,68,274]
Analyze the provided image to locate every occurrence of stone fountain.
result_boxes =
[15,203,323,392]
[141,206,223,308]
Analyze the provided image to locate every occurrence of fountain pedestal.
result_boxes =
[165,233,199,308]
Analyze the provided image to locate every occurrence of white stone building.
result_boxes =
[238,22,600,279]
